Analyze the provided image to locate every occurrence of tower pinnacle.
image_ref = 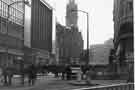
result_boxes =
[66,0,78,27]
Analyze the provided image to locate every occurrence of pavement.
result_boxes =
[69,80,127,86]
[0,74,127,90]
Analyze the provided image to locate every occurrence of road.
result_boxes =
[0,74,126,90]
[0,75,90,90]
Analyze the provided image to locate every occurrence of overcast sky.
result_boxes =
[48,0,114,49]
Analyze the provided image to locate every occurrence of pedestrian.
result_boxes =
[28,64,37,85]
[127,64,134,83]
[61,66,66,80]
[85,67,94,85]
[65,65,71,80]
[81,65,88,80]
[77,68,82,82]
[0,67,4,85]
[20,67,25,85]
[2,67,8,86]
[2,66,13,86]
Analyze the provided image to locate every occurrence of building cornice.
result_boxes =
[40,0,53,10]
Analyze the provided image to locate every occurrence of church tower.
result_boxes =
[66,0,78,27]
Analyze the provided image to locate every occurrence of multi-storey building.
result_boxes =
[56,23,83,65]
[0,0,25,68]
[24,0,53,65]
[113,0,133,75]
[89,39,114,65]
[55,0,83,65]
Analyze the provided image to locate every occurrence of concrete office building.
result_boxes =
[24,0,53,65]
[0,0,25,68]
[89,39,114,65]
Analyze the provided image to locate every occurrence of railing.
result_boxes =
[0,0,24,25]
[73,83,134,90]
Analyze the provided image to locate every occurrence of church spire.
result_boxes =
[66,0,78,27]
[69,0,75,3]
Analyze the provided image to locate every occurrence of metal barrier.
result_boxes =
[73,83,134,90]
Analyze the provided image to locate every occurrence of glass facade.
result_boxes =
[0,0,24,25]
[0,0,24,68]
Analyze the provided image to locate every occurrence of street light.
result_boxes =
[71,10,89,65]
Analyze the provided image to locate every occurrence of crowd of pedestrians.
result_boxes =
[0,63,132,87]
[61,65,72,80]
[55,65,94,84]
[27,64,37,85]
[0,64,38,86]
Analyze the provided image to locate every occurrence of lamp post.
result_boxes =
[71,10,89,65]
[4,0,30,85]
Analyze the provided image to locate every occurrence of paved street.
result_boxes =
[0,75,90,90]
[0,74,127,90]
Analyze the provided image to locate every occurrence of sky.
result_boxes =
[48,0,114,49]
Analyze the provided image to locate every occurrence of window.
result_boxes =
[120,4,124,17]
[129,2,133,11]
[1,21,7,34]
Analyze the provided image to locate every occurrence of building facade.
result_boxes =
[56,23,68,64]
[66,0,78,27]
[69,26,83,64]
[56,23,83,65]
[31,0,52,52]
[0,0,24,69]
[113,0,133,75]
[89,39,114,65]
[24,0,53,65]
